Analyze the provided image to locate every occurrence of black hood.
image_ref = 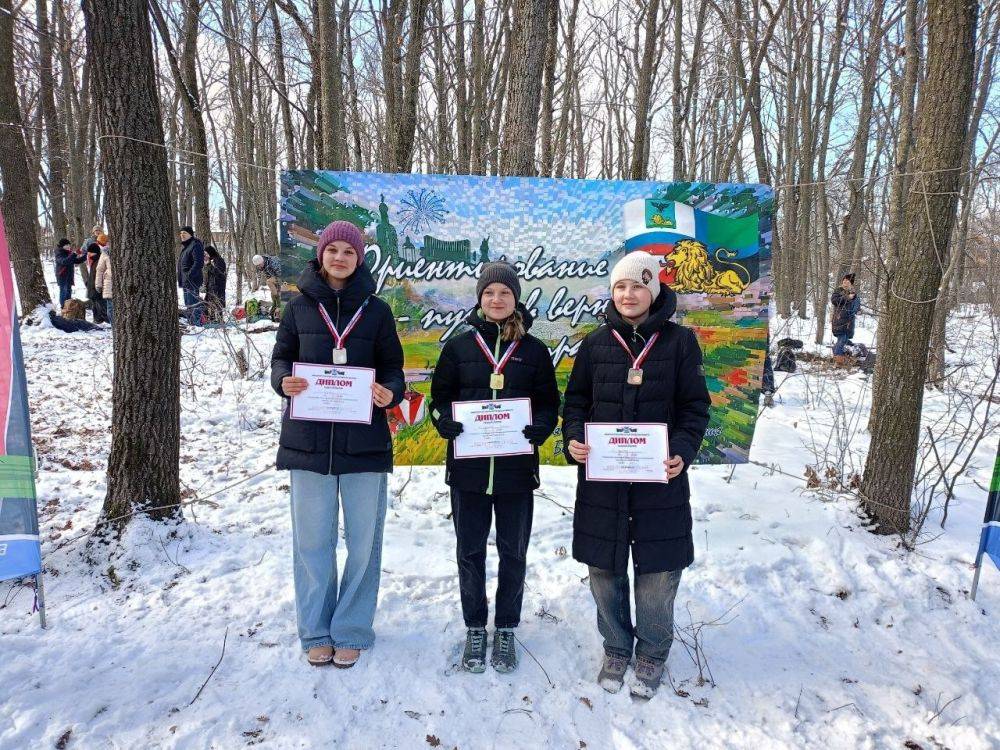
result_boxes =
[296,258,376,315]
[464,302,535,341]
[603,282,677,337]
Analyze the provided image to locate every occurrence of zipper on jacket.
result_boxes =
[327,294,342,476]
[485,321,501,495]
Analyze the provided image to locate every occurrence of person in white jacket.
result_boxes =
[95,244,114,325]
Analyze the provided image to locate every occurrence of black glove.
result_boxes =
[435,416,464,440]
[522,424,551,446]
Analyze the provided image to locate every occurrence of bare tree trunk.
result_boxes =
[0,0,52,312]
[839,0,886,277]
[469,0,486,174]
[498,0,554,175]
[319,0,344,169]
[37,0,69,240]
[538,0,559,176]
[454,0,470,173]
[432,0,451,172]
[553,0,579,178]
[671,0,685,180]
[82,0,181,533]
[629,0,662,181]
[270,0,297,169]
[860,0,978,536]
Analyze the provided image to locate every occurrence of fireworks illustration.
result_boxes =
[397,188,449,234]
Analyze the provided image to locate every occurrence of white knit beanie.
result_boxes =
[609,251,661,301]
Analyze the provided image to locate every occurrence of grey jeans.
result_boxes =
[588,566,683,664]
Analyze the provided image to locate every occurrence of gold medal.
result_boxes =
[490,372,505,390]
[627,368,644,386]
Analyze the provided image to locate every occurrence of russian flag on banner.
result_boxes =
[622,198,760,257]
[0,209,42,584]
[978,441,1000,571]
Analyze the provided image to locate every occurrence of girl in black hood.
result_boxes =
[429,261,560,675]
[270,221,405,669]
[562,250,710,699]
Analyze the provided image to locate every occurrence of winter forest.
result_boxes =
[1,0,999,748]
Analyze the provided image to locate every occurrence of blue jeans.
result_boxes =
[182,285,203,325]
[289,469,388,651]
[105,300,114,325]
[833,333,849,356]
[58,279,73,307]
[588,566,683,664]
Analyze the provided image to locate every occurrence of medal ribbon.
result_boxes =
[474,332,521,375]
[317,298,369,349]
[610,330,660,371]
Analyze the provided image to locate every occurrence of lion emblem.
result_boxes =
[667,239,750,295]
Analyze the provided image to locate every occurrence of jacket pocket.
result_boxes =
[279,413,318,453]
[345,418,392,455]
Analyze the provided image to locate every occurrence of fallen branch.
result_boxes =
[189,625,229,707]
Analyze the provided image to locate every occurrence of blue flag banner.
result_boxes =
[0,209,41,584]
[978,440,1000,571]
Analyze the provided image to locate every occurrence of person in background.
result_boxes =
[252,254,283,320]
[831,273,860,366]
[54,238,85,307]
[177,226,205,326]
[84,234,109,324]
[95,240,113,325]
[203,245,227,322]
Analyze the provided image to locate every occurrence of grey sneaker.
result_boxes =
[491,628,518,673]
[630,655,664,699]
[462,628,488,673]
[597,652,630,693]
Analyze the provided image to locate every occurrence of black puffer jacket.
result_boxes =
[270,260,405,475]
[561,284,711,576]
[429,304,560,494]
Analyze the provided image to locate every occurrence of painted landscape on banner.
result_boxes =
[279,172,773,465]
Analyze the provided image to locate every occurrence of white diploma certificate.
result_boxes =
[289,363,375,424]
[451,398,534,459]
[584,422,670,483]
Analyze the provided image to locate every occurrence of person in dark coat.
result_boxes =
[83,234,109,323]
[177,226,205,325]
[203,245,227,322]
[830,272,860,363]
[270,220,405,669]
[428,261,560,675]
[562,250,711,699]
[53,238,85,307]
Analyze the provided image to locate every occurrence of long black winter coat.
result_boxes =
[561,284,711,576]
[429,305,560,494]
[270,260,405,475]
[177,237,205,289]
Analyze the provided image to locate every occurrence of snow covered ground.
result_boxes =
[2,279,999,749]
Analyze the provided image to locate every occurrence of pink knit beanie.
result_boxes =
[316,221,365,264]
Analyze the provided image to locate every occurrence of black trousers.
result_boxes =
[451,488,534,629]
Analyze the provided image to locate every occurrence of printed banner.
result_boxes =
[0,209,42,582]
[280,172,773,465]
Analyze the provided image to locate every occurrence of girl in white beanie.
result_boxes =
[560,250,711,698]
